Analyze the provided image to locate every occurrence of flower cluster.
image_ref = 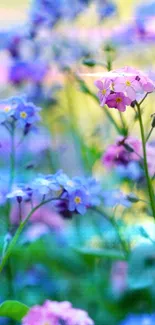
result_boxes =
[0,96,41,130]
[22,300,94,325]
[30,0,92,28]
[120,313,155,325]
[30,0,116,28]
[6,171,102,216]
[7,170,135,217]
[95,66,155,111]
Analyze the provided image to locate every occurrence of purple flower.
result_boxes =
[102,136,142,168]
[114,75,142,101]
[9,60,48,85]
[68,188,89,215]
[22,299,94,325]
[105,92,131,112]
[95,66,155,110]
[94,78,111,106]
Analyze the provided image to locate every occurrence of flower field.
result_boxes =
[0,1,155,325]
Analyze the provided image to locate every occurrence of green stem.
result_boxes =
[92,207,129,259]
[146,127,153,143]
[0,197,59,273]
[139,93,148,106]
[136,101,155,218]
[9,125,15,190]
[76,76,123,134]
[91,93,123,134]
[110,213,129,259]
[119,111,128,136]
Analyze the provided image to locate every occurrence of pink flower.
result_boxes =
[22,300,94,325]
[22,305,57,325]
[10,201,65,231]
[111,261,128,295]
[102,136,141,168]
[139,73,155,93]
[94,78,111,106]
[114,75,142,100]
[105,92,131,112]
[146,143,155,177]
[95,66,155,108]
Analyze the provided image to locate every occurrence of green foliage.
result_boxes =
[0,300,29,321]
[128,244,155,289]
[74,247,126,261]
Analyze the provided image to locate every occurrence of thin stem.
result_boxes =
[146,127,153,143]
[139,93,148,106]
[136,101,155,218]
[9,125,16,190]
[91,207,129,259]
[110,207,129,259]
[0,197,60,273]
[4,123,16,309]
[119,111,128,136]
[76,76,123,134]
[18,202,22,224]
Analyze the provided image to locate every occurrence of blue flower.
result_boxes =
[7,186,28,203]
[116,161,142,181]
[0,96,23,124]
[102,190,132,208]
[0,96,41,129]
[136,0,155,21]
[97,0,117,20]
[54,170,76,193]
[120,314,155,325]
[9,60,48,85]
[68,188,89,215]
[31,175,61,196]
[14,99,41,128]
[30,0,91,27]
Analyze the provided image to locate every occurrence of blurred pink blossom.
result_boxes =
[111,261,128,295]
[102,136,141,168]
[11,201,65,231]
[22,300,94,325]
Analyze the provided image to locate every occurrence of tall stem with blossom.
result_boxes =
[136,100,155,218]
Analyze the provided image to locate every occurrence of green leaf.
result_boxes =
[128,243,155,289]
[0,300,29,321]
[73,247,126,260]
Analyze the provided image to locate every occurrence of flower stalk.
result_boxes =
[136,101,155,218]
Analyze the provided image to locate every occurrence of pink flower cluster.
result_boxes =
[22,300,94,325]
[102,136,141,168]
[95,66,155,111]
[102,135,155,177]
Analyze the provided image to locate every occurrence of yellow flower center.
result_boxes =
[116,97,122,103]
[67,180,74,187]
[74,196,81,204]
[102,89,106,95]
[125,80,131,86]
[20,111,27,119]
[4,106,11,112]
